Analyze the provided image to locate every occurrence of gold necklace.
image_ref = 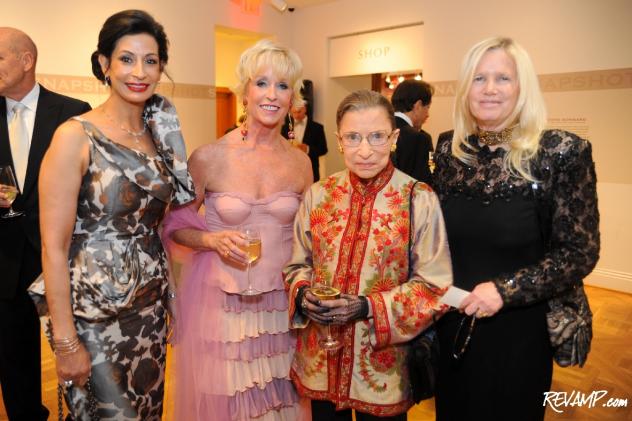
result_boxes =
[102,109,147,145]
[478,125,516,146]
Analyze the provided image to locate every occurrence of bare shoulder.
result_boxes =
[287,145,314,188]
[189,142,217,166]
[289,146,312,170]
[43,119,90,173]
[50,119,88,150]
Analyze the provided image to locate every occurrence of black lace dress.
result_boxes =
[432,130,599,420]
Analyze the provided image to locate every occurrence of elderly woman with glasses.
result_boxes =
[284,89,453,420]
[433,37,599,420]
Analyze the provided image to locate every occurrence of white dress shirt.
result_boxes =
[394,111,413,127]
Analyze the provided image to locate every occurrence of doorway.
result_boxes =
[215,87,236,138]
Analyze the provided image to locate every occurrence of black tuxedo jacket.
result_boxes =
[282,118,328,181]
[392,116,433,184]
[0,86,91,298]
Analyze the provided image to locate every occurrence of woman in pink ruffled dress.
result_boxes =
[162,40,312,420]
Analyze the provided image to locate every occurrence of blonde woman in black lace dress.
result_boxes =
[432,37,599,420]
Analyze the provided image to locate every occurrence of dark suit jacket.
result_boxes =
[391,116,433,184]
[282,118,328,181]
[0,86,91,298]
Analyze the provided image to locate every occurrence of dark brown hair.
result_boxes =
[90,10,169,83]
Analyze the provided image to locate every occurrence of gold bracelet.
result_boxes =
[52,336,81,356]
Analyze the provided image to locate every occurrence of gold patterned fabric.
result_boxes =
[283,164,453,416]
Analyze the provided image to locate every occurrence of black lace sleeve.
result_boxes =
[493,130,600,307]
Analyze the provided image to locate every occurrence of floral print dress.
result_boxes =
[30,96,195,420]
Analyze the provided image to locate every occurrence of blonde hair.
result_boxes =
[233,39,303,106]
[452,37,546,181]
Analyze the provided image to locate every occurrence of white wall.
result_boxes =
[3,0,293,151]
[289,0,632,293]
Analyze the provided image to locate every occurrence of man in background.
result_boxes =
[283,102,328,181]
[390,79,434,184]
[0,27,91,420]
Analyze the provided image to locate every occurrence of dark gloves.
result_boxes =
[296,286,331,324]
[296,288,369,325]
[321,294,369,325]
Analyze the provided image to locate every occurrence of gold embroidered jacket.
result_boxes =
[284,164,453,416]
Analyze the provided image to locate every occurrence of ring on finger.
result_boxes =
[301,299,308,309]
[224,249,229,257]
[63,379,73,388]
[477,311,489,318]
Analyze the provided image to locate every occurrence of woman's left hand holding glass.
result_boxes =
[460,281,504,318]
[298,288,331,324]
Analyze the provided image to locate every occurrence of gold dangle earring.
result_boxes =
[240,102,248,142]
[287,113,295,140]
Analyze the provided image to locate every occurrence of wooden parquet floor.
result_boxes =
[1,286,630,420]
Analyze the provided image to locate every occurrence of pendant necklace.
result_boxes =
[102,109,147,145]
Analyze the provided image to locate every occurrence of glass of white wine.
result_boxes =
[428,151,436,174]
[310,284,343,351]
[0,166,23,218]
[239,224,262,296]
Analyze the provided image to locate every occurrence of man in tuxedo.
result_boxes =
[390,79,434,184]
[283,102,328,181]
[0,27,91,420]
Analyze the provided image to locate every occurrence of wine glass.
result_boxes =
[428,151,436,174]
[239,225,262,296]
[310,284,343,352]
[0,166,24,218]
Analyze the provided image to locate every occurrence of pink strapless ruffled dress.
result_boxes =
[163,191,301,421]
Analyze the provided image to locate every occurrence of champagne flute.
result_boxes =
[239,225,262,296]
[0,166,24,218]
[310,284,342,351]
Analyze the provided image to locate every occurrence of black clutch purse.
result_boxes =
[406,181,440,403]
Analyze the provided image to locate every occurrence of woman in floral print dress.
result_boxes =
[28,10,194,420]
[283,90,453,420]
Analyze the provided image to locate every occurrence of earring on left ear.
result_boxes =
[390,143,397,152]
[104,76,111,86]
[287,114,295,140]
[240,102,248,142]
[338,144,344,153]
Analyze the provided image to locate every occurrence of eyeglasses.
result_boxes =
[338,130,394,147]
[452,315,476,360]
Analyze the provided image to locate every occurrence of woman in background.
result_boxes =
[163,40,312,420]
[30,9,195,420]
[432,37,599,420]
